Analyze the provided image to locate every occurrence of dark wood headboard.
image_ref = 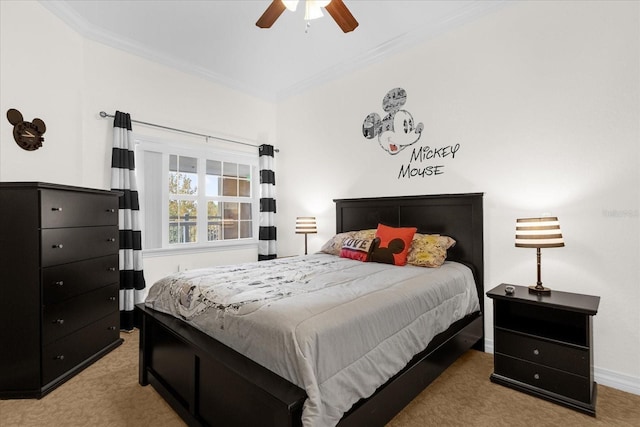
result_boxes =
[334,193,484,314]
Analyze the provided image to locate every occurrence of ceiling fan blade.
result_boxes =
[325,0,359,33]
[256,0,287,28]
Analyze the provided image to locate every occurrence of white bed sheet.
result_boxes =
[145,253,480,427]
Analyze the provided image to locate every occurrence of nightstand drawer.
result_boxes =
[40,189,118,228]
[43,283,119,344]
[494,354,591,403]
[495,329,589,376]
[41,226,119,267]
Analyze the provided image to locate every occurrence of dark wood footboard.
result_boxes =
[138,304,482,427]
[138,304,306,427]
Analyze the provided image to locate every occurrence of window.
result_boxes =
[136,135,259,252]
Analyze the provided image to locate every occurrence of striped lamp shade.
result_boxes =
[515,217,564,248]
[295,217,317,234]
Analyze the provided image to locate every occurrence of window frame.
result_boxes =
[135,133,260,256]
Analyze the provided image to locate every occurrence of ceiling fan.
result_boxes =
[256,0,359,33]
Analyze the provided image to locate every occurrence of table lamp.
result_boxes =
[515,216,564,295]
[295,216,317,255]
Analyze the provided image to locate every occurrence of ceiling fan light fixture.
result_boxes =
[258,0,356,33]
[304,1,325,21]
[282,0,299,12]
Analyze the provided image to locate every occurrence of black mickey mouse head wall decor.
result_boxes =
[6,108,46,151]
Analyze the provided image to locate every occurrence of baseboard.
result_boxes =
[484,339,640,396]
[594,367,640,396]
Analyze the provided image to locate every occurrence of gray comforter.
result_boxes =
[145,253,479,427]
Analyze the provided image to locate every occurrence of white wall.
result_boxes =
[276,1,640,392]
[0,1,277,280]
[0,0,85,185]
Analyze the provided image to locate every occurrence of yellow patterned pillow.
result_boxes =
[407,234,456,268]
[320,231,356,255]
[352,229,377,240]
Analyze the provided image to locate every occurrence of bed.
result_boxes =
[137,193,484,426]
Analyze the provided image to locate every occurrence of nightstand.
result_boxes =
[486,284,600,416]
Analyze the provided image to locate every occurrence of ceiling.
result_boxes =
[42,0,507,102]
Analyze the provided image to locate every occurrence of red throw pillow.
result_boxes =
[371,223,417,266]
[340,237,378,262]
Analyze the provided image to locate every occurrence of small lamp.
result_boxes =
[515,216,564,295]
[295,216,317,255]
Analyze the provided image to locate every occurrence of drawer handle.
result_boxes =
[534,373,540,380]
[107,237,116,242]
[108,326,117,331]
[55,355,65,361]
[106,208,116,213]
[53,319,65,325]
[51,207,63,212]
[52,244,64,249]
[533,349,540,356]
[108,267,117,272]
[55,280,64,287]
[108,296,117,301]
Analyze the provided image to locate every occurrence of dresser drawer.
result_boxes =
[43,283,119,344]
[43,255,119,305]
[494,353,591,403]
[41,226,119,267]
[495,329,589,376]
[40,189,118,228]
[42,311,120,386]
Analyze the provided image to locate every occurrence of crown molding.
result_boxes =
[40,0,507,103]
[276,1,506,101]
[39,0,277,101]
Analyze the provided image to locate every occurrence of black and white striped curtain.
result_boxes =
[258,144,277,260]
[110,111,146,331]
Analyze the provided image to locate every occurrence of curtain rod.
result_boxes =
[99,111,278,152]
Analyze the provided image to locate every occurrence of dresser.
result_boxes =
[487,284,600,416]
[0,182,123,398]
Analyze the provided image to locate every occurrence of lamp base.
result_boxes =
[528,285,551,295]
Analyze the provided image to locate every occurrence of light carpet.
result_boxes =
[1,330,639,426]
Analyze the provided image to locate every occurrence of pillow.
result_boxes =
[339,237,378,262]
[352,228,377,241]
[370,223,417,266]
[407,233,457,268]
[320,231,356,255]
[319,229,376,256]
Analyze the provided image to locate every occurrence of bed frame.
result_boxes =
[137,193,484,426]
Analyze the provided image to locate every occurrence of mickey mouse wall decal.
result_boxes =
[362,88,424,155]
[6,108,46,151]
